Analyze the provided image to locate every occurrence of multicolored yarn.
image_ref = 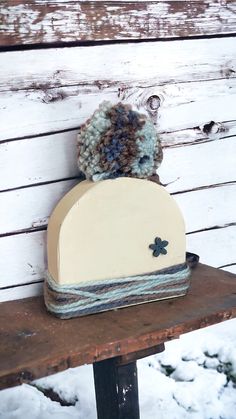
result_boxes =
[44,263,191,319]
[77,101,162,181]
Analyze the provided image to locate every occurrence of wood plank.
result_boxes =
[0,179,79,234]
[1,1,236,46]
[0,225,235,293]
[0,132,79,190]
[161,119,236,147]
[1,131,236,191]
[0,282,43,302]
[174,184,236,234]
[0,264,236,389]
[159,136,236,193]
[0,178,235,235]
[1,37,236,92]
[1,118,236,190]
[187,226,236,268]
[1,78,236,141]
[0,230,46,290]
[1,38,236,140]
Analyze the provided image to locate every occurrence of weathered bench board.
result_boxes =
[1,264,236,390]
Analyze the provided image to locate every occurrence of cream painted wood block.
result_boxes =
[47,178,186,285]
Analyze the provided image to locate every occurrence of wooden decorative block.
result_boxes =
[45,178,190,318]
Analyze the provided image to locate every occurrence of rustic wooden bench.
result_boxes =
[1,263,236,419]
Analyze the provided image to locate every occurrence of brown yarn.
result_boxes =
[96,103,146,176]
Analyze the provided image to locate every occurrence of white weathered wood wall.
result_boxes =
[0,1,236,301]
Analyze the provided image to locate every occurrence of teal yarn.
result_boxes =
[46,265,190,295]
[132,120,158,177]
[44,263,191,319]
[78,101,112,178]
[77,101,162,181]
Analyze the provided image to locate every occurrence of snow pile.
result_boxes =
[138,319,236,419]
[0,366,96,419]
[1,319,236,419]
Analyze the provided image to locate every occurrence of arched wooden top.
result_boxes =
[47,178,186,284]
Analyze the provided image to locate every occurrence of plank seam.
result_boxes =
[0,176,83,194]
[1,32,236,52]
[163,134,236,149]
[1,119,236,146]
[171,181,236,196]
[218,263,236,269]
[0,127,80,144]
[0,280,43,291]
[0,226,47,239]
[186,222,236,236]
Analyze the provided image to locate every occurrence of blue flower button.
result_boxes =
[149,237,169,257]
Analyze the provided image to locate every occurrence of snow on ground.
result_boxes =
[1,319,236,419]
[138,319,236,419]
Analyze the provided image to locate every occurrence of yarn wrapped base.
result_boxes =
[44,262,192,319]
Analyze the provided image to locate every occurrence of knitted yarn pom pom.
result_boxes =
[77,101,162,181]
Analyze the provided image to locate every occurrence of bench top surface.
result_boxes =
[1,263,236,389]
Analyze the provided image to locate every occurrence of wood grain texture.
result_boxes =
[2,37,236,92]
[1,0,236,46]
[1,79,236,141]
[0,264,236,389]
[187,226,236,268]
[1,38,236,140]
[0,132,80,190]
[0,225,235,295]
[0,179,79,234]
[161,119,236,147]
[159,136,236,193]
[175,184,236,234]
[0,230,46,290]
